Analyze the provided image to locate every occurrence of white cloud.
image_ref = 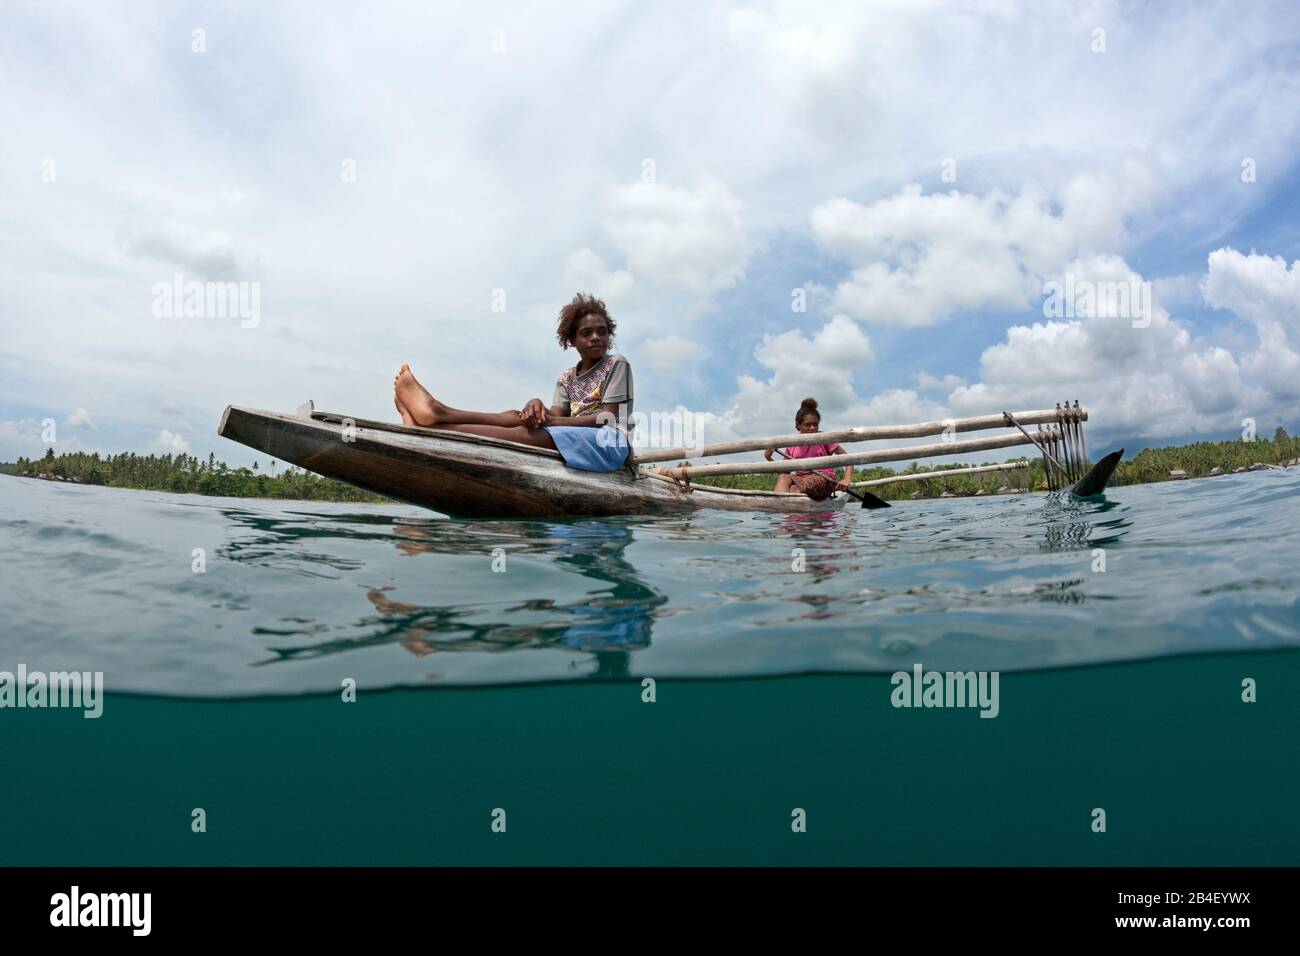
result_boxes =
[639,334,702,374]
[725,314,873,436]
[704,243,1290,450]
[0,419,45,443]
[741,251,1285,446]
[756,314,873,371]
[0,418,86,459]
[64,407,95,429]
[811,171,1156,327]
[605,179,753,294]
[1203,248,1300,401]
[1203,249,1300,331]
[561,249,634,307]
[847,388,948,430]
[118,205,262,279]
[1240,322,1300,404]
[916,372,966,393]
[150,429,190,454]
[947,255,1249,438]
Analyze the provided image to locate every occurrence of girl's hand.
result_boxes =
[520,399,547,427]
[764,448,774,461]
[835,478,851,492]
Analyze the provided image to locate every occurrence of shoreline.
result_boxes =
[0,471,395,505]
[4,435,1297,504]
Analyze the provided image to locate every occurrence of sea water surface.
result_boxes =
[2,471,1299,865]
[1,471,1298,694]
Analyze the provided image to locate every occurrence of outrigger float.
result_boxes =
[217,401,1123,518]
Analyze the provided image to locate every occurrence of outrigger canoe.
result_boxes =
[218,403,849,517]
[218,402,1122,518]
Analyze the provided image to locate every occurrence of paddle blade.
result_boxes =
[854,490,891,509]
[1069,449,1124,498]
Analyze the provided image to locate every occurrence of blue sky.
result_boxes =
[2,0,1299,467]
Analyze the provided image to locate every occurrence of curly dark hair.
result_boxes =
[555,293,615,349]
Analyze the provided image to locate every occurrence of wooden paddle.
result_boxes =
[772,449,890,509]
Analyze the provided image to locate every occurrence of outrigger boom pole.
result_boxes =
[632,407,1085,465]
[849,460,1029,489]
[651,430,1057,481]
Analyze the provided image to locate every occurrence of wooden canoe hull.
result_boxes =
[217,405,848,518]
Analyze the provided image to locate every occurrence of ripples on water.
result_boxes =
[1,470,1297,695]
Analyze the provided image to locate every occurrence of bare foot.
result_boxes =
[366,586,420,615]
[402,636,435,658]
[394,365,444,426]
[392,364,416,423]
[394,393,415,426]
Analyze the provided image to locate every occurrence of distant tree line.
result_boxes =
[0,449,389,502]
[1108,427,1296,486]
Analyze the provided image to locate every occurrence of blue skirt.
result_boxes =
[543,425,630,472]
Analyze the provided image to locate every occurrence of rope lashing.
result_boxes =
[1003,411,1068,490]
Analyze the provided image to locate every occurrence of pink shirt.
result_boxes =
[783,442,843,478]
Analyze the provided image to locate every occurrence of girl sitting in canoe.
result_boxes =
[393,293,633,472]
[764,398,853,500]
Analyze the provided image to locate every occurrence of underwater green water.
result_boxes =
[2,473,1297,863]
[5,653,1297,865]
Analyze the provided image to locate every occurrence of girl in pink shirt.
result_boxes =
[764,398,854,500]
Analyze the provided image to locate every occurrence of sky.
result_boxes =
[2,0,1299,467]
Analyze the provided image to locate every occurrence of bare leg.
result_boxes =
[775,474,794,493]
[366,588,435,657]
[393,365,557,449]
[437,422,558,450]
[395,365,522,427]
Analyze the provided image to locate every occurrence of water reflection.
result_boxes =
[228,513,666,679]
[222,489,1140,683]
[776,511,853,582]
[8,469,1300,696]
[1037,495,1132,552]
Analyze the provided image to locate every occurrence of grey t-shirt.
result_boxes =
[551,353,634,427]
